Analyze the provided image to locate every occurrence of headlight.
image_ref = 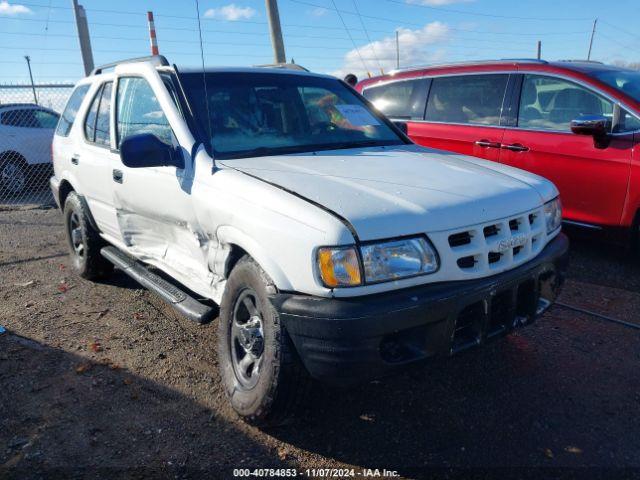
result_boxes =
[317,246,362,287]
[360,236,438,283]
[544,197,562,234]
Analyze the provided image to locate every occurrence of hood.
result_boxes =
[219,145,554,241]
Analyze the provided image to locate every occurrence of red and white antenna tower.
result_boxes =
[147,11,159,55]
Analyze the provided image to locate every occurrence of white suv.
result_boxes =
[50,56,568,425]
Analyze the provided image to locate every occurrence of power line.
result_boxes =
[286,0,592,37]
[385,0,592,21]
[329,0,369,74]
[352,0,382,73]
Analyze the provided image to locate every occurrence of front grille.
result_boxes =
[488,251,502,264]
[434,207,547,280]
[457,255,476,269]
[483,224,500,238]
[449,231,472,247]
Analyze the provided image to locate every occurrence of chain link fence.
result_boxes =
[0,84,75,208]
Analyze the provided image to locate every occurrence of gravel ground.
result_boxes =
[1,206,640,479]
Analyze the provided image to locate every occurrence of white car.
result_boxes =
[50,56,568,426]
[0,103,59,194]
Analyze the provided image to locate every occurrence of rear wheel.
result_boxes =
[0,155,27,195]
[63,192,113,280]
[218,256,310,427]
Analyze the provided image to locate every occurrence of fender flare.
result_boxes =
[215,225,293,291]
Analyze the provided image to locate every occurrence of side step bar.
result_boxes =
[100,246,216,324]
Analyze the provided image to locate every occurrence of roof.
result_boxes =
[358,58,633,89]
[177,66,332,79]
[90,55,327,79]
[0,103,42,110]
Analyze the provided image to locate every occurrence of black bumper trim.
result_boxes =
[273,233,569,385]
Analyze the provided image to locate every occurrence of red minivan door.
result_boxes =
[412,73,511,162]
[499,74,632,227]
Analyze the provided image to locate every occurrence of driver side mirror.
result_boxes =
[120,133,184,169]
[570,115,612,149]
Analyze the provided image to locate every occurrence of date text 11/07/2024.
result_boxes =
[232,468,400,477]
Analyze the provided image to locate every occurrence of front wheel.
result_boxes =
[218,257,310,427]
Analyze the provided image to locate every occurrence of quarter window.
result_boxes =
[362,78,429,120]
[83,82,113,146]
[35,110,60,129]
[56,84,90,136]
[425,74,509,126]
[94,82,112,147]
[116,77,173,147]
[518,75,614,132]
[83,86,101,142]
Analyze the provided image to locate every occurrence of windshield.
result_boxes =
[592,69,640,103]
[180,72,404,159]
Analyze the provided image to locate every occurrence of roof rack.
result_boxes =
[388,58,547,75]
[253,63,309,72]
[90,55,170,76]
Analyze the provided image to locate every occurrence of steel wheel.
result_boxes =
[68,211,84,257]
[0,160,26,194]
[230,289,265,389]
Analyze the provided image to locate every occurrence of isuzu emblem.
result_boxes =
[497,234,527,252]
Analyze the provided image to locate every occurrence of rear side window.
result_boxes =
[362,78,429,120]
[425,74,509,126]
[116,77,173,147]
[56,84,90,137]
[518,74,614,132]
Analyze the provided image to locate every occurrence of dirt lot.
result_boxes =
[2,206,640,479]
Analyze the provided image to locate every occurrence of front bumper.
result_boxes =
[273,233,569,385]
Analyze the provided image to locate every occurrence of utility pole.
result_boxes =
[71,0,94,75]
[265,0,286,64]
[24,56,37,104]
[396,30,400,69]
[537,40,542,60]
[587,18,597,61]
[147,11,159,55]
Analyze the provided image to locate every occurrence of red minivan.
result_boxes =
[356,60,640,247]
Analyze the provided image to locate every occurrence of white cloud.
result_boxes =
[204,3,256,21]
[332,21,450,79]
[406,0,474,5]
[310,7,327,16]
[0,1,32,15]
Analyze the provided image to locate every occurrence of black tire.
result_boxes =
[63,192,113,280]
[0,154,27,195]
[218,256,310,427]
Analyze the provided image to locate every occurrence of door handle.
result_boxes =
[71,155,79,165]
[112,169,123,183]
[474,140,502,148]
[501,143,529,152]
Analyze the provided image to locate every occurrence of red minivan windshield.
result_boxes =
[592,70,640,103]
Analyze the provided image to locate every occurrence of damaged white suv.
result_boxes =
[51,56,568,425]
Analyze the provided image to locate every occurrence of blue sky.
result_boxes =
[0,0,639,84]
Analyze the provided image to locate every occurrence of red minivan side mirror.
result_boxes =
[570,115,612,149]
